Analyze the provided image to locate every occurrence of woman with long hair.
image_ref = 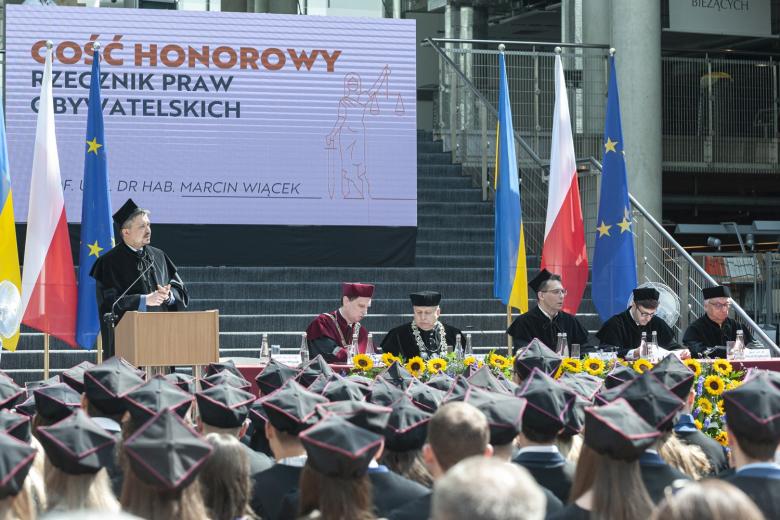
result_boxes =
[550,399,660,520]
[0,431,37,520]
[379,395,433,488]
[199,433,255,520]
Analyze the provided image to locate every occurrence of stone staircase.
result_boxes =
[1,130,600,384]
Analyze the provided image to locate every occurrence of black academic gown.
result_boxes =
[251,464,303,520]
[380,322,464,360]
[90,243,188,358]
[506,306,589,350]
[639,451,690,504]
[724,468,780,520]
[683,315,753,358]
[596,308,680,358]
[512,450,576,503]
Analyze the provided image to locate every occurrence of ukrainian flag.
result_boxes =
[493,51,528,312]
[0,103,22,352]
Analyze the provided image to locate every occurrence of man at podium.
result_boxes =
[90,198,189,359]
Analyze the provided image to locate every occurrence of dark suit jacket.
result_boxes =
[639,452,690,504]
[242,443,274,476]
[251,464,301,520]
[512,450,576,503]
[724,473,780,520]
[675,429,728,475]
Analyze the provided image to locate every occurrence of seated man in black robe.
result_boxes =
[90,198,188,359]
[381,291,463,360]
[506,269,589,352]
[596,287,688,359]
[683,285,753,358]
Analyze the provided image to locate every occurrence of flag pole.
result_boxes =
[43,333,50,379]
[506,305,513,356]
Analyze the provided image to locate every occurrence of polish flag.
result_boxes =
[20,43,78,347]
[541,55,589,314]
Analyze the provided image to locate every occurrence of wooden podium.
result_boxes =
[115,310,219,368]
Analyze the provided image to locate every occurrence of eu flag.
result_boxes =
[493,51,528,312]
[76,52,113,349]
[592,56,637,320]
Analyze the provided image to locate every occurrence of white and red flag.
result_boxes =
[20,43,78,346]
[541,55,589,314]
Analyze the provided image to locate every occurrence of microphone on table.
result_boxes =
[104,255,156,327]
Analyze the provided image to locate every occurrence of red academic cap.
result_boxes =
[342,282,375,298]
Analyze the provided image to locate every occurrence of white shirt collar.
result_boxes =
[278,454,307,467]
[516,445,559,455]
[645,448,659,455]
[538,306,557,321]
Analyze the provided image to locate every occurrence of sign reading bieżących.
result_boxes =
[5,5,417,226]
[668,0,772,38]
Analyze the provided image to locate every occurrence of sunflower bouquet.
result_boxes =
[689,359,744,446]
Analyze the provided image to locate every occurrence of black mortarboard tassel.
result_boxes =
[585,398,660,461]
[124,376,193,426]
[61,361,96,394]
[724,371,780,444]
[632,287,659,302]
[517,368,576,436]
[409,291,441,307]
[702,285,731,300]
[255,358,300,396]
[615,372,684,431]
[315,400,392,435]
[300,415,383,479]
[461,386,527,446]
[513,339,563,380]
[0,378,25,411]
[112,198,140,228]
[200,370,252,393]
[37,410,116,475]
[528,269,555,293]
[0,432,36,499]
[84,357,145,415]
[33,383,81,421]
[261,380,328,435]
[383,394,432,452]
[649,355,695,400]
[0,410,31,443]
[196,384,255,429]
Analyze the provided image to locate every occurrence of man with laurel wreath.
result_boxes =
[381,291,463,360]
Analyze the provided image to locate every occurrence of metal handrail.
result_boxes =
[426,38,612,50]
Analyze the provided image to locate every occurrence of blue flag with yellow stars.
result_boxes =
[76,51,113,349]
[592,55,637,321]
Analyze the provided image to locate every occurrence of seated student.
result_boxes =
[506,269,589,351]
[722,371,780,519]
[683,285,753,358]
[596,287,689,359]
[305,282,374,363]
[200,433,254,520]
[651,479,764,520]
[0,431,38,520]
[379,394,434,488]
[382,291,463,360]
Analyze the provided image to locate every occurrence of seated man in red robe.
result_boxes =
[305,282,374,363]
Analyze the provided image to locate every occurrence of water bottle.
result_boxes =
[348,334,359,365]
[259,333,270,363]
[454,333,464,359]
[734,329,745,360]
[465,333,473,356]
[650,330,659,361]
[638,331,648,360]
[365,333,376,358]
[555,333,564,355]
[299,332,310,365]
[560,332,569,358]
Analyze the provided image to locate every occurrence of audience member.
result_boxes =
[200,433,255,520]
[652,479,765,520]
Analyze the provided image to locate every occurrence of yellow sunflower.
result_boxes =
[683,358,702,378]
[704,375,726,396]
[477,360,484,368]
[352,354,373,371]
[716,400,725,415]
[716,431,729,447]
[712,359,733,376]
[696,397,713,415]
[583,357,606,376]
[694,419,703,430]
[427,357,448,374]
[726,379,741,391]
[553,366,564,379]
[381,352,401,366]
[562,358,582,374]
[632,359,653,374]
[489,354,511,370]
[463,356,477,367]
[405,356,426,378]
[616,358,629,367]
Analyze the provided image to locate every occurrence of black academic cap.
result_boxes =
[406,379,446,413]
[196,384,255,429]
[467,365,511,394]
[307,373,337,395]
[322,377,366,402]
[426,372,455,393]
[25,376,61,392]
[248,398,269,430]
[297,355,335,388]
[529,269,555,293]
[14,396,36,417]
[724,371,780,444]
[112,198,140,227]
[205,359,244,379]
[124,409,213,491]
[164,372,197,395]
[383,394,432,452]
[604,363,637,389]
[200,370,252,393]
[585,398,661,462]
[558,372,603,402]
[0,410,31,444]
[261,380,328,435]
[61,361,96,394]
[517,368,576,436]
[497,372,521,394]
[301,415,383,479]
[462,387,527,446]
[33,383,81,421]
[84,357,145,415]
[37,410,116,475]
[0,378,25,411]
[615,372,684,431]
[0,432,36,499]
[255,358,300,396]
[702,285,731,300]
[368,377,407,407]
[124,376,194,426]
[409,291,441,307]
[377,362,414,390]
[315,400,392,435]
[443,376,474,403]
[513,339,563,380]
[649,355,695,400]
[346,374,375,388]
[633,287,659,302]
[561,395,589,436]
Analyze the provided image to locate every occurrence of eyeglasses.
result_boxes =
[708,301,731,310]
[541,289,567,296]
[637,308,656,318]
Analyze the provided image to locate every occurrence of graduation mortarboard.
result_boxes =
[443,376,474,403]
[0,410,31,443]
[112,198,140,228]
[702,285,731,300]
[33,383,81,422]
[255,358,300,396]
[632,287,660,302]
[615,372,684,431]
[517,369,576,436]
[368,377,407,407]
[558,372,603,402]
[261,380,328,435]
[467,365,511,395]
[37,410,116,475]
[649,355,695,400]
[14,396,36,417]
[297,355,335,388]
[61,361,96,394]
[513,338,563,380]
[0,378,25,411]
[584,398,660,462]
[196,384,255,429]
[301,415,383,479]
[426,372,455,393]
[322,377,367,402]
[124,409,213,491]
[604,363,637,389]
[124,376,194,426]
[406,379,446,413]
[561,395,589,436]
[200,370,252,393]
[377,362,415,390]
[461,387,526,446]
[205,360,244,379]
[84,357,145,415]
[164,373,197,395]
[723,371,780,444]
[383,394,432,452]
[342,282,375,299]
[409,291,441,307]
[347,374,375,389]
[315,400,393,435]
[307,373,337,395]
[529,269,555,293]
[0,432,36,499]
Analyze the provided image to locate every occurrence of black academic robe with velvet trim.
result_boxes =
[724,473,780,519]
[380,322,464,360]
[639,452,690,504]
[251,464,302,520]
[506,305,589,350]
[683,314,753,358]
[596,308,679,358]
[512,450,576,503]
